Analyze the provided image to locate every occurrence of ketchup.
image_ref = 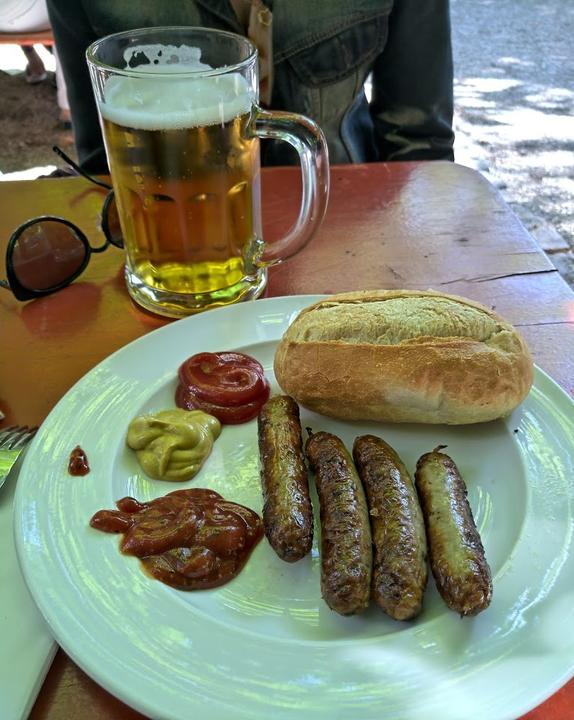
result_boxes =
[176,351,270,424]
[89,489,263,590]
[68,445,90,476]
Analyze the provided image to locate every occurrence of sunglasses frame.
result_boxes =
[52,145,124,252]
[100,189,123,250]
[1,146,125,302]
[5,215,110,301]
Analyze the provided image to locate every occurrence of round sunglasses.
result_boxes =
[0,147,123,302]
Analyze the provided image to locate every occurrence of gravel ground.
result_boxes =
[0,68,75,175]
[451,0,574,283]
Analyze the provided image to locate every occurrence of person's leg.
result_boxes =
[52,44,71,127]
[21,44,48,84]
[46,0,106,172]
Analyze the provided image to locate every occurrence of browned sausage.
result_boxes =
[257,395,313,562]
[353,434,428,620]
[305,431,372,615]
[415,446,492,616]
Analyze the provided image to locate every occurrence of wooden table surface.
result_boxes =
[1,162,573,719]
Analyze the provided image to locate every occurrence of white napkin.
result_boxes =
[0,456,57,720]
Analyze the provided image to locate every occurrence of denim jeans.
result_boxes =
[47,0,454,172]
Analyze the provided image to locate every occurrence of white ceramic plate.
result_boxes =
[14,295,574,720]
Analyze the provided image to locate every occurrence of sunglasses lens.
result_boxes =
[104,194,124,249]
[12,220,88,291]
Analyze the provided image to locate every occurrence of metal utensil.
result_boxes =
[0,426,38,489]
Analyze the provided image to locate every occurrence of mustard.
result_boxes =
[126,409,221,481]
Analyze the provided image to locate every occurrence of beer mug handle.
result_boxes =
[255,108,330,264]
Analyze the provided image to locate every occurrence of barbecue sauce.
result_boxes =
[90,488,263,590]
[68,446,90,476]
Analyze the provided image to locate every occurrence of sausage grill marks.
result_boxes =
[258,396,313,562]
[257,391,492,619]
[305,431,372,616]
[353,435,428,621]
[415,446,492,616]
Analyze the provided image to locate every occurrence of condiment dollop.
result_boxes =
[68,445,90,476]
[89,489,263,590]
[126,409,220,481]
[176,351,270,424]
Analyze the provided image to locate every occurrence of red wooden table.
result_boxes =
[1,162,573,719]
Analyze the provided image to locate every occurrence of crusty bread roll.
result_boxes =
[274,290,534,424]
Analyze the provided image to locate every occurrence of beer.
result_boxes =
[88,29,329,317]
[99,72,265,313]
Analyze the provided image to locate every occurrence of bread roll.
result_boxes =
[274,290,533,424]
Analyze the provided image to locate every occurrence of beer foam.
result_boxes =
[123,44,209,71]
[99,44,254,130]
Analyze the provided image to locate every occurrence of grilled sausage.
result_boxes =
[305,431,372,615]
[415,446,492,616]
[353,435,428,620]
[258,395,313,562]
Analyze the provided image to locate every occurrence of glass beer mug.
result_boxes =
[87,26,329,317]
